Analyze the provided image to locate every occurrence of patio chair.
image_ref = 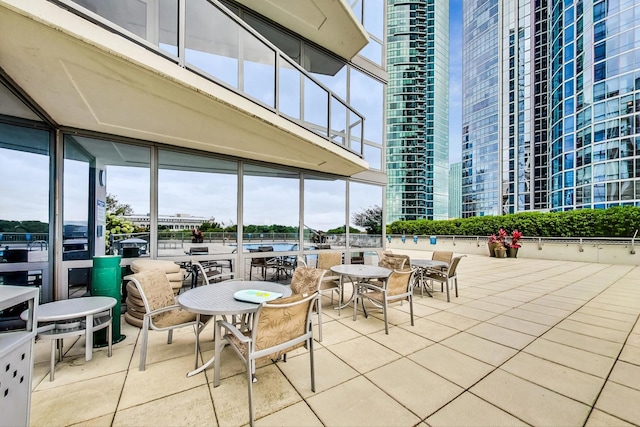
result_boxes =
[353,269,414,334]
[428,255,465,302]
[126,269,210,371]
[378,253,407,270]
[191,260,234,285]
[213,292,318,427]
[289,266,327,341]
[248,248,277,280]
[432,250,453,266]
[316,251,343,313]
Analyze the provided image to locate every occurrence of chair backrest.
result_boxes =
[379,254,406,270]
[447,256,465,277]
[317,251,341,270]
[388,254,411,271]
[296,255,308,268]
[376,250,393,264]
[385,269,413,296]
[432,251,453,264]
[252,292,317,355]
[128,269,175,313]
[290,267,327,295]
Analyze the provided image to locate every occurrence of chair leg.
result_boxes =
[352,285,359,321]
[167,329,173,344]
[213,321,222,387]
[454,277,459,297]
[383,295,389,335]
[317,297,323,342]
[445,279,450,302]
[409,295,414,326]
[247,357,255,427]
[309,335,316,392]
[140,316,150,371]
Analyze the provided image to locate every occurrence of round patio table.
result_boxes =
[411,259,449,297]
[178,280,291,377]
[330,264,392,312]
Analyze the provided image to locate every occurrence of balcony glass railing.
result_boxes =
[55,0,365,157]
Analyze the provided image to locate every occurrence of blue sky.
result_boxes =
[449,0,463,164]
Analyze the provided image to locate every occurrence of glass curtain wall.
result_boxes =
[349,181,383,263]
[0,122,51,304]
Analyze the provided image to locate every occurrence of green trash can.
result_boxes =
[91,255,126,346]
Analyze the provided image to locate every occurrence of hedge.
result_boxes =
[386,206,640,238]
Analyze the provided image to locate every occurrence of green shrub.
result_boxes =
[386,206,640,238]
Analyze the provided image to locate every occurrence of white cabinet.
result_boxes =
[0,286,38,427]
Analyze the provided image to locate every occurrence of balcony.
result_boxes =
[0,0,368,176]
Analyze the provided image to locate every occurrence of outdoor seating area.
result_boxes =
[25,251,640,426]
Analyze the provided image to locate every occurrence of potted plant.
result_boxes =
[488,228,508,257]
[508,229,522,258]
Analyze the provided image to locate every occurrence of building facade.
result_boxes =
[461,0,550,217]
[550,0,639,210]
[0,0,387,302]
[449,161,462,218]
[386,0,449,221]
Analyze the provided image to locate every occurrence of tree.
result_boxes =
[352,205,382,234]
[106,194,133,216]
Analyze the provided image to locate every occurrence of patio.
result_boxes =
[28,251,640,426]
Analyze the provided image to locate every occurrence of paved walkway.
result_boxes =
[28,252,640,426]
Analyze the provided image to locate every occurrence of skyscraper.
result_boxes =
[550,0,639,210]
[386,0,450,221]
[463,0,640,216]
[461,0,550,217]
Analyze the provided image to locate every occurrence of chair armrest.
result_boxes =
[146,304,181,317]
[218,319,251,343]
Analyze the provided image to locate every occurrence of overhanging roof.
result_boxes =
[0,0,369,176]
[233,0,369,60]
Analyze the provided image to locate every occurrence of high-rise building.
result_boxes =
[550,0,639,210]
[0,0,386,301]
[463,0,640,216]
[449,161,462,218]
[386,0,450,221]
[461,0,550,217]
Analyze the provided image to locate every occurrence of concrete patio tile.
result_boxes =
[112,385,216,427]
[464,300,513,314]
[210,364,302,427]
[496,290,541,303]
[627,333,640,348]
[516,302,574,317]
[501,352,604,405]
[426,392,528,427]
[486,314,551,336]
[440,332,517,366]
[594,381,640,425]
[366,358,463,419]
[368,324,434,355]
[618,344,640,365]
[118,354,207,409]
[30,371,125,426]
[403,317,460,342]
[478,295,524,308]
[503,307,563,326]
[568,312,634,331]
[466,322,536,349]
[609,361,640,391]
[578,306,639,323]
[425,310,481,330]
[471,369,590,426]
[337,312,386,335]
[312,316,362,346]
[523,338,615,378]
[68,414,113,426]
[327,335,401,374]
[532,295,583,310]
[129,327,201,368]
[587,301,639,315]
[445,305,497,321]
[277,347,359,398]
[586,410,637,427]
[255,401,323,427]
[408,343,494,388]
[555,319,629,343]
[306,376,421,427]
[32,338,135,391]
[541,327,623,357]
